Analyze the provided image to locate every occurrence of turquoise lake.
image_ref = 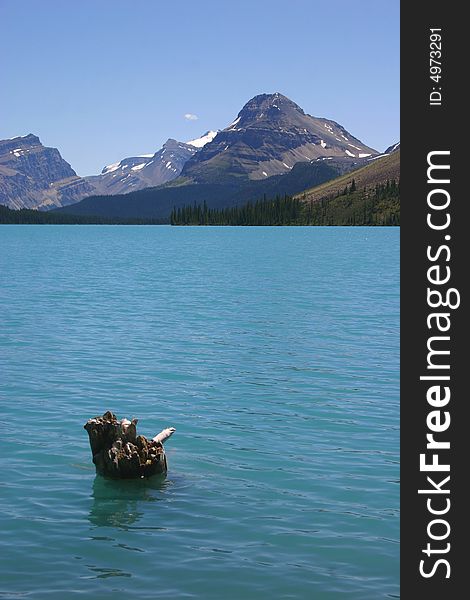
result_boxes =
[0,226,399,599]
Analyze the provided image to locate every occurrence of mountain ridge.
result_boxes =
[294,144,400,204]
[0,131,218,209]
[84,138,197,196]
[1,93,390,213]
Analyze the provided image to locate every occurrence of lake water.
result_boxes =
[0,226,399,599]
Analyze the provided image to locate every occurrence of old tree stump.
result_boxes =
[84,411,175,478]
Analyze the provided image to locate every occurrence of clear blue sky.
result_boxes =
[1,0,399,176]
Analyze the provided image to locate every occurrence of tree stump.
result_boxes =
[84,411,175,479]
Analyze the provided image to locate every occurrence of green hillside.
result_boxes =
[170,179,399,226]
[171,151,400,226]
[295,149,400,203]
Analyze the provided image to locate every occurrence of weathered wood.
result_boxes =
[84,411,175,479]
[153,427,176,444]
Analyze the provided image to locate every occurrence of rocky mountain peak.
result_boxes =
[0,133,41,153]
[228,93,305,131]
[0,133,95,209]
[181,92,377,183]
[241,92,304,114]
[162,138,182,149]
[18,133,41,144]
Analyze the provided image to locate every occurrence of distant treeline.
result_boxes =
[0,205,166,225]
[170,180,400,226]
[1,180,399,226]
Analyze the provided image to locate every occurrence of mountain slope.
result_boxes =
[179,93,377,183]
[294,146,400,204]
[171,146,400,226]
[0,134,95,209]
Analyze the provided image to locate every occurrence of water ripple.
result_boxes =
[0,226,399,599]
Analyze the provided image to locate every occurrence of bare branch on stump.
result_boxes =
[153,427,176,444]
[84,411,175,479]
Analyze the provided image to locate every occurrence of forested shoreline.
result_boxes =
[170,180,400,226]
[1,180,399,226]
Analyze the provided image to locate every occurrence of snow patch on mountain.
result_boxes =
[227,117,241,130]
[186,130,218,148]
[102,162,121,174]
[385,142,400,153]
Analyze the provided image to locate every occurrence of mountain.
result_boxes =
[178,93,377,184]
[0,131,219,209]
[54,93,379,220]
[84,132,218,196]
[2,147,399,226]
[1,94,380,212]
[54,155,367,221]
[0,134,96,210]
[84,139,196,196]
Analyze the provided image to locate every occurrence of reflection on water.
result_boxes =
[82,566,133,580]
[89,475,169,529]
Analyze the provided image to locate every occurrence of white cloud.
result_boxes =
[184,113,199,121]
